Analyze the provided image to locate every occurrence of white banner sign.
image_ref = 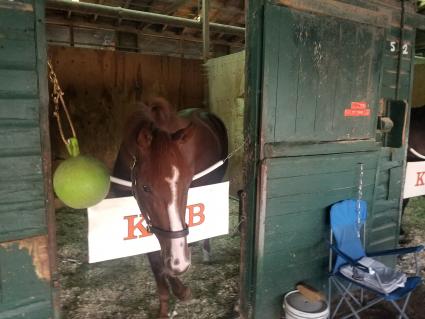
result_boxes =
[404,162,425,199]
[87,182,229,263]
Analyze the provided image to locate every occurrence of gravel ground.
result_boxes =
[56,199,240,319]
[395,197,425,319]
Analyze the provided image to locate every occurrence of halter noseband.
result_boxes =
[130,155,189,239]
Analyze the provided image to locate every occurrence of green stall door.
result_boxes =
[262,4,384,144]
[243,1,414,318]
[0,1,54,318]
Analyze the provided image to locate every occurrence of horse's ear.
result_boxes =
[137,126,153,150]
[172,123,194,144]
[147,97,174,130]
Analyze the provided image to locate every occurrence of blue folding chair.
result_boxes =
[328,199,424,319]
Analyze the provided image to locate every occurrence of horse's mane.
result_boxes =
[124,97,182,166]
[149,97,175,123]
[123,109,152,144]
[125,97,178,135]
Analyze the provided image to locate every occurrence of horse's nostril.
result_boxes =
[174,259,180,266]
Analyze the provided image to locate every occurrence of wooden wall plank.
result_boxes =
[382,56,411,73]
[0,156,43,180]
[0,179,46,240]
[0,208,47,243]
[267,169,376,198]
[0,38,36,70]
[48,46,204,170]
[0,99,39,124]
[0,70,38,98]
[262,5,281,142]
[268,152,378,178]
[0,179,44,204]
[266,186,374,217]
[0,128,42,156]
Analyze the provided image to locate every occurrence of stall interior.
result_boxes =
[45,1,246,318]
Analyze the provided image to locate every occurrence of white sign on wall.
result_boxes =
[87,182,229,263]
[404,162,425,199]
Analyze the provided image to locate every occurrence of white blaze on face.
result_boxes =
[165,166,190,273]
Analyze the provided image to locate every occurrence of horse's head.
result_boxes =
[133,122,194,276]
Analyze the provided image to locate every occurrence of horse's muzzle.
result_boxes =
[166,256,191,276]
[163,244,191,276]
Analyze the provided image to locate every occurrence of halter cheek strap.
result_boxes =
[130,155,189,239]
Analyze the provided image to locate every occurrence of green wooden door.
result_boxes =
[242,1,415,318]
[0,1,55,318]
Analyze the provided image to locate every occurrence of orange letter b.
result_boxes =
[187,203,205,227]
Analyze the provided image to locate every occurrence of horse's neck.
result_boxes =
[187,115,224,174]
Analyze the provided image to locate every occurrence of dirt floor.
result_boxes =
[387,197,425,319]
[57,197,425,319]
[56,199,240,319]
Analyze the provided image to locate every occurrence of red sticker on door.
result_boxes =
[351,102,368,109]
[344,109,371,117]
[344,101,370,117]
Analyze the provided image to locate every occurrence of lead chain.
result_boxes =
[48,60,77,146]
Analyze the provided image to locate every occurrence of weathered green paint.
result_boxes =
[0,0,54,318]
[0,0,48,242]
[263,4,384,144]
[0,237,52,319]
[239,0,266,316]
[243,0,418,318]
[255,152,379,317]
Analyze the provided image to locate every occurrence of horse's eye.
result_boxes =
[143,185,152,193]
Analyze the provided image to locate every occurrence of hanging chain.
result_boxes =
[357,163,364,238]
[352,163,366,280]
[48,60,77,146]
[224,138,248,162]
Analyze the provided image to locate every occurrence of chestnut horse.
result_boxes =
[112,98,228,318]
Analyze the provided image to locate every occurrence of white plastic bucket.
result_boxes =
[283,290,329,319]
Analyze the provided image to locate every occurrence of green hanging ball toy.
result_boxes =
[53,138,110,209]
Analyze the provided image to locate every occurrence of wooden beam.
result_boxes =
[138,0,155,30]
[117,0,132,26]
[45,17,245,48]
[202,0,209,61]
[93,0,105,21]
[46,0,245,36]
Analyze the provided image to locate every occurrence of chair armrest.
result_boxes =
[329,244,373,274]
[367,245,424,257]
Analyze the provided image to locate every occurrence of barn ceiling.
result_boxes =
[45,1,425,58]
[45,0,245,57]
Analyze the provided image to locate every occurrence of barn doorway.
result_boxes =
[45,1,246,318]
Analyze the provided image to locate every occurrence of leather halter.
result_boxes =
[130,155,189,239]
